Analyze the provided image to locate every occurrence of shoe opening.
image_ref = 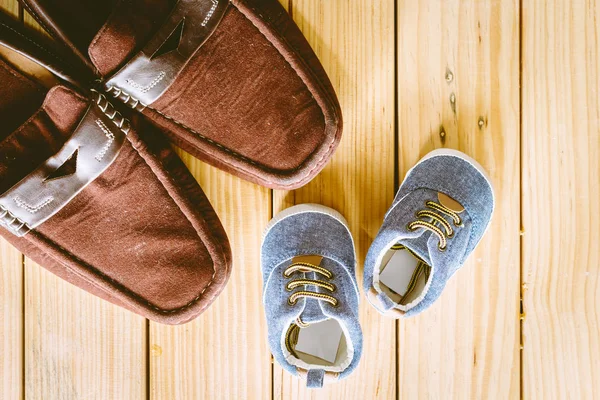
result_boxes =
[282,317,353,374]
[374,243,433,311]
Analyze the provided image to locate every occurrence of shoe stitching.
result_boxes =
[201,0,219,27]
[0,21,64,64]
[14,0,56,43]
[14,196,54,213]
[24,138,225,316]
[98,90,227,314]
[94,119,116,161]
[19,93,226,316]
[106,85,262,169]
[0,204,30,235]
[16,0,342,191]
[217,2,340,186]
[126,71,166,93]
[124,136,222,314]
[107,2,340,188]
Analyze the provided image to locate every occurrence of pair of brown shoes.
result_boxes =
[0,0,342,324]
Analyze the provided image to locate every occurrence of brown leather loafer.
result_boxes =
[0,15,232,324]
[19,0,343,189]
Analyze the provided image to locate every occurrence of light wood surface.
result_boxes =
[522,0,600,398]
[0,236,22,399]
[24,263,147,399]
[396,1,521,398]
[0,0,598,399]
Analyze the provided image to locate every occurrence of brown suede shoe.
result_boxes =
[19,0,343,189]
[0,15,232,325]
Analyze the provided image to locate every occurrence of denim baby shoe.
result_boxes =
[364,149,494,318]
[261,204,362,388]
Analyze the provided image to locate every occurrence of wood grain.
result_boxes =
[149,153,271,400]
[522,0,600,398]
[24,263,147,399]
[396,0,521,398]
[0,0,599,397]
[273,0,397,398]
[1,3,25,399]
[0,238,22,399]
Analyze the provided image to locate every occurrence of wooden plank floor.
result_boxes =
[0,0,598,398]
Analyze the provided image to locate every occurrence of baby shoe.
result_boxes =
[261,205,362,388]
[20,0,343,189]
[0,15,231,325]
[364,149,494,317]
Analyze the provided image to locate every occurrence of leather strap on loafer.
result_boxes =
[0,11,93,87]
[0,91,129,237]
[104,0,229,108]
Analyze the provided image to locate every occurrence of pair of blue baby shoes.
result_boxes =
[260,149,495,388]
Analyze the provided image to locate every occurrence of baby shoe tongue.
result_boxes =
[291,255,330,324]
[399,234,432,266]
[298,298,329,324]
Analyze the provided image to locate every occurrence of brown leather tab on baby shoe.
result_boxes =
[292,255,324,266]
[438,192,465,213]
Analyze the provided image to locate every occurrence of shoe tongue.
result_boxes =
[399,233,433,266]
[292,255,330,325]
[299,297,329,324]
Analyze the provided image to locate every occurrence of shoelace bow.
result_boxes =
[407,201,462,251]
[283,261,338,356]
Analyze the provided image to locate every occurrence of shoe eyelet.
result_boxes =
[446,232,454,238]
[328,273,335,280]
[438,244,447,252]
[331,299,340,308]
[330,283,337,292]
[285,283,293,292]
[287,298,297,306]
